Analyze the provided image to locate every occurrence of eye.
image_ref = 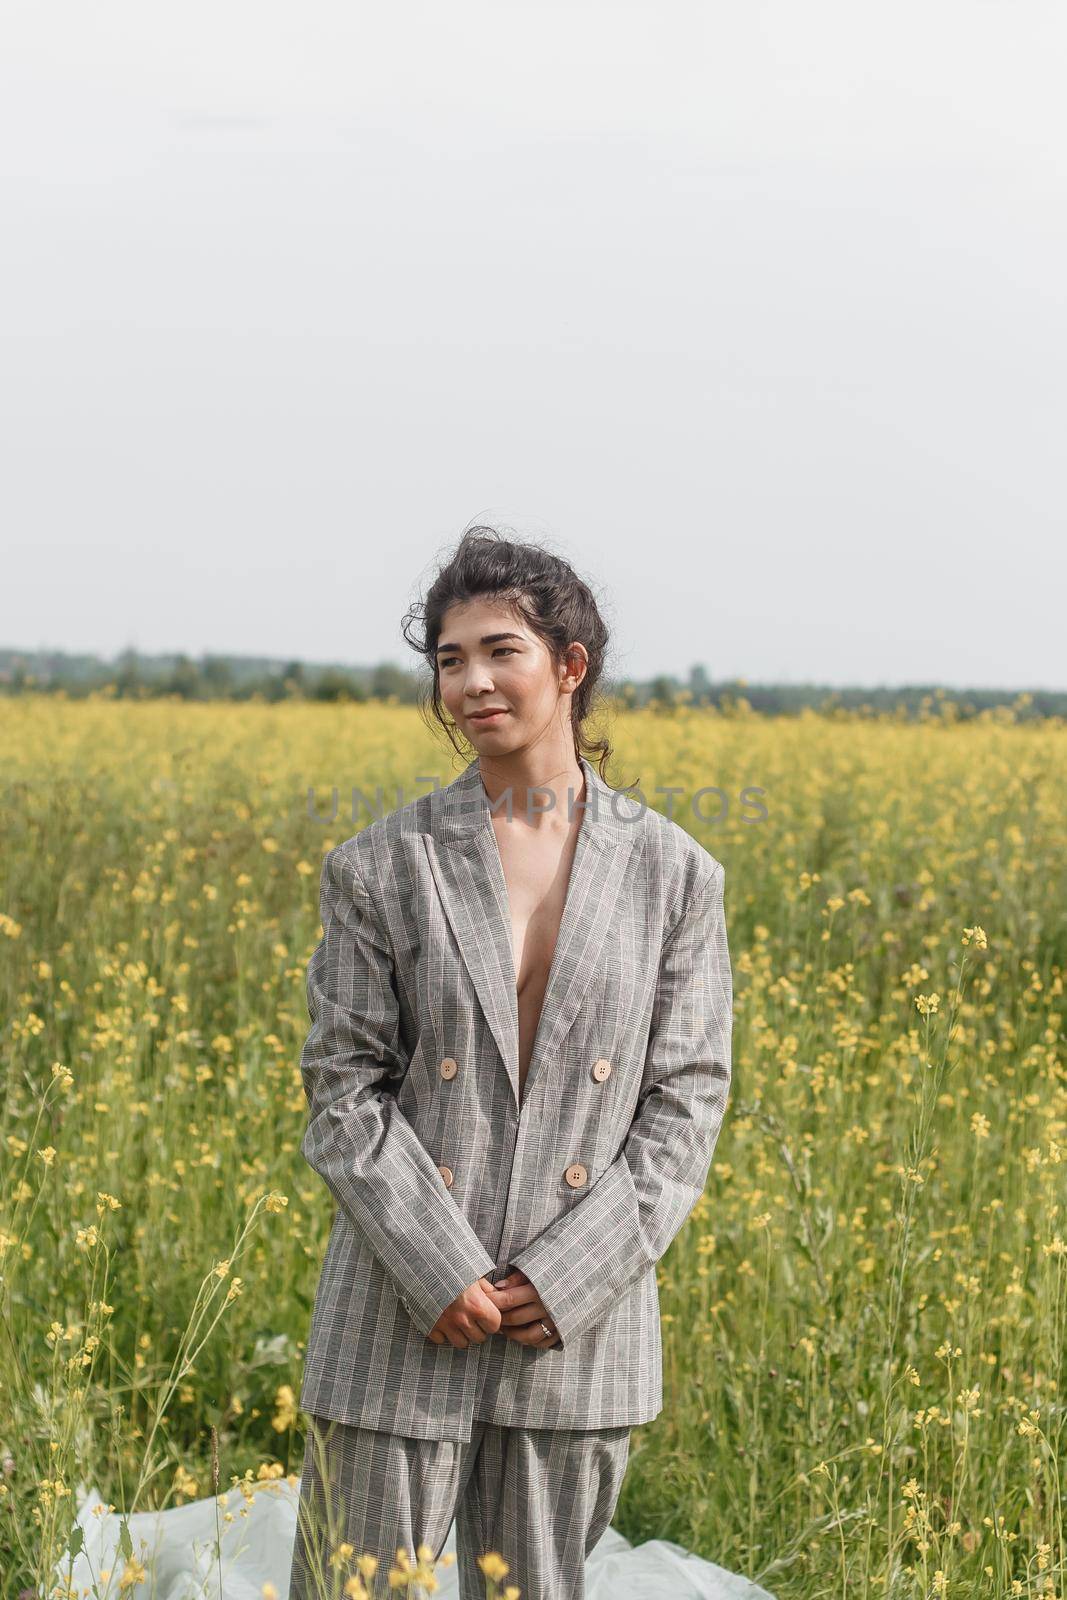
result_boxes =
[438,647,517,668]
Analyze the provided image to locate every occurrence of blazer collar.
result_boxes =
[434,751,635,850]
[423,753,642,1111]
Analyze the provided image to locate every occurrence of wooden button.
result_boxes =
[440,1057,458,1079]
[437,1165,454,1188]
[592,1058,612,1081]
[565,1163,588,1188]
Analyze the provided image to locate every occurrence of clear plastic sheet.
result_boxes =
[53,1479,777,1599]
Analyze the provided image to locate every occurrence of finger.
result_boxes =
[500,1295,549,1327]
[499,1306,556,1337]
[502,1307,543,1330]
[491,1271,528,1295]
[505,1323,560,1347]
[496,1285,540,1317]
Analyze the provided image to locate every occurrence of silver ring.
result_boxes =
[539,1320,554,1340]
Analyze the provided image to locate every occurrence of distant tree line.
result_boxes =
[0,647,1062,720]
[0,648,415,705]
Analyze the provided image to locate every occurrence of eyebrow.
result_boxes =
[435,632,524,656]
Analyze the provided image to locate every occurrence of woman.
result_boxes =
[289,528,733,1600]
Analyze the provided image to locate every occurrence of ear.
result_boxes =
[560,642,588,691]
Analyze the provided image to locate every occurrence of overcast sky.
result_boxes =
[2,2,1065,689]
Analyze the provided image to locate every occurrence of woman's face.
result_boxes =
[435,598,584,756]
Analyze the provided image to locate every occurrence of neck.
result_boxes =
[477,747,586,830]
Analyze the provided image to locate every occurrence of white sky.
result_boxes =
[2,1,1065,689]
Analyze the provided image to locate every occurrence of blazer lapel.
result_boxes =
[424,752,641,1112]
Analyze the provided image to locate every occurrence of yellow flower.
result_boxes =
[119,1556,147,1589]
[273,1384,299,1432]
[956,1384,982,1415]
[915,993,940,1016]
[478,1552,510,1581]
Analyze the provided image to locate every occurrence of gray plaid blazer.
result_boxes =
[298,752,733,1441]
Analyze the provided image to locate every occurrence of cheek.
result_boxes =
[437,675,462,713]
[508,662,557,706]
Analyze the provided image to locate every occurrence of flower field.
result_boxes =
[1,695,1064,1598]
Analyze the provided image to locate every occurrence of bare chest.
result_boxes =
[492,815,581,1104]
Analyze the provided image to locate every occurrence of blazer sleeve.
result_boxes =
[299,843,496,1337]
[508,861,732,1347]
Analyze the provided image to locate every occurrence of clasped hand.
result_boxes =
[424,1269,560,1349]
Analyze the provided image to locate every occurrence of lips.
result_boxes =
[469,709,508,721]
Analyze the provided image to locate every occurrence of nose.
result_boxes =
[464,663,496,695]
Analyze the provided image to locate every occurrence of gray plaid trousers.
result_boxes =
[288,1413,632,1600]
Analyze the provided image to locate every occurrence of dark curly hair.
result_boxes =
[401,523,627,784]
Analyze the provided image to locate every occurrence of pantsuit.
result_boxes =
[288,1413,632,1599]
[292,753,733,1595]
